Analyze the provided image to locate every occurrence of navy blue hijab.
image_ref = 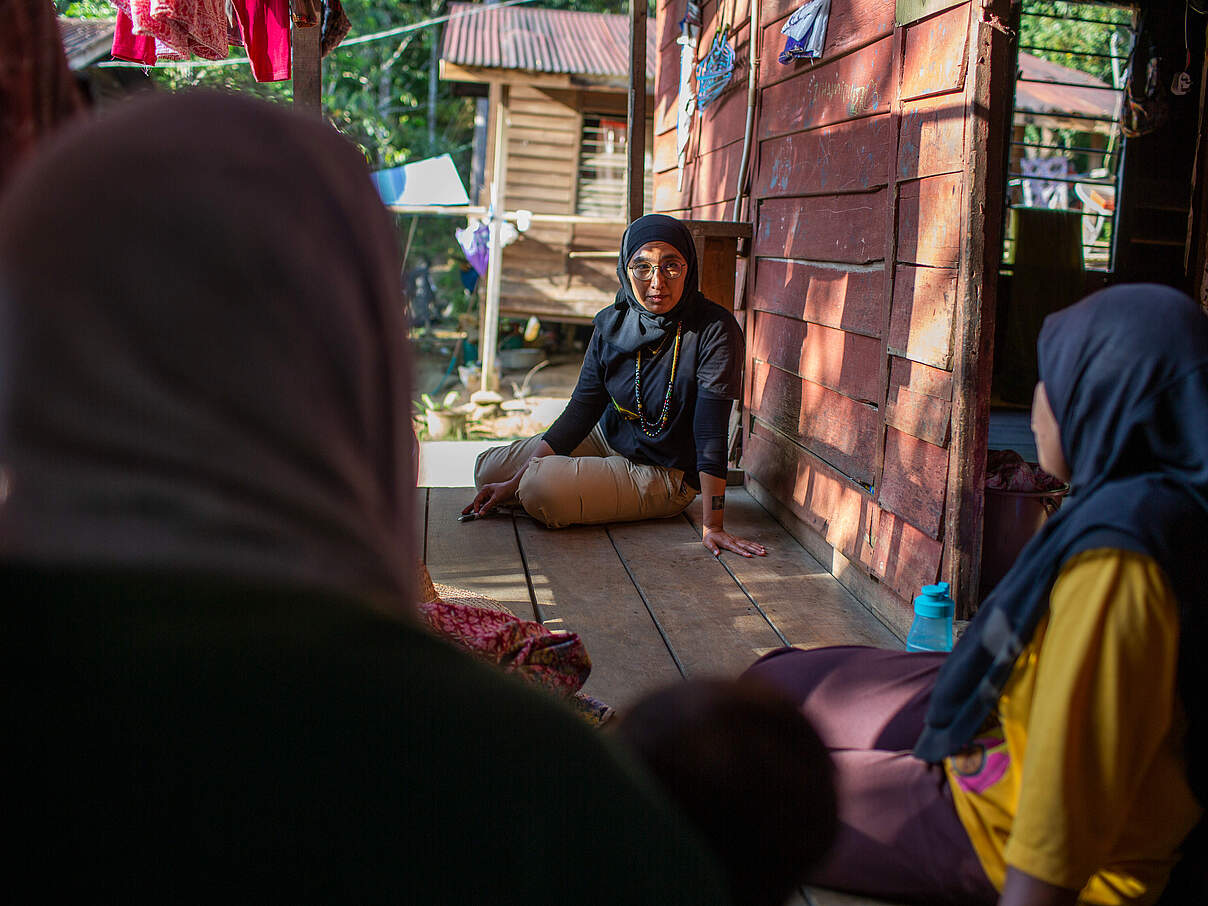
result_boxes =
[595,214,706,353]
[915,285,1208,804]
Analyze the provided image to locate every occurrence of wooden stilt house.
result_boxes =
[654,0,1013,633]
[440,2,656,323]
[654,0,1208,631]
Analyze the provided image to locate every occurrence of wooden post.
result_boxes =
[870,25,906,514]
[400,216,419,277]
[481,82,502,208]
[480,86,509,395]
[292,24,322,115]
[1189,33,1208,308]
[943,0,1012,615]
[627,0,648,224]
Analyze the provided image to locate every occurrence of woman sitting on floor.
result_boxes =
[744,284,1206,905]
[464,213,766,558]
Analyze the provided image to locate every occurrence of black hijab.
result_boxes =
[0,91,414,611]
[595,213,706,353]
[915,285,1208,804]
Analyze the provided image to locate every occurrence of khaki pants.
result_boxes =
[474,426,698,529]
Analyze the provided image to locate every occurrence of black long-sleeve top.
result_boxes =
[544,299,744,490]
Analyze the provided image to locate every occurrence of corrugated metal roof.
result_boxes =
[1016,52,1117,121]
[442,2,654,80]
[57,17,116,70]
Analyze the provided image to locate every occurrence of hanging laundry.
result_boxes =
[695,24,734,111]
[122,1,179,59]
[229,0,291,81]
[226,9,243,48]
[109,0,229,62]
[676,2,701,191]
[321,0,350,55]
[111,8,158,65]
[150,0,227,59]
[109,0,293,82]
[291,0,320,28]
[320,0,352,56]
[110,2,164,62]
[157,0,230,58]
[779,0,830,65]
[456,221,491,277]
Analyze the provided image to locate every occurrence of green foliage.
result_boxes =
[144,2,460,167]
[1020,1,1133,84]
[59,0,631,310]
[117,1,475,291]
[57,1,114,18]
[420,390,461,412]
[1017,2,1132,175]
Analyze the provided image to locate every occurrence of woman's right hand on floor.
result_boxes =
[463,475,521,517]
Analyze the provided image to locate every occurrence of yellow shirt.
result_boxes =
[945,549,1202,904]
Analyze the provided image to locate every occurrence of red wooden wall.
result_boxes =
[653,0,1008,633]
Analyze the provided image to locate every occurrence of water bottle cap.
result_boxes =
[913,582,953,618]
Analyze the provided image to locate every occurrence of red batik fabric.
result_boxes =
[418,599,592,696]
[111,0,230,62]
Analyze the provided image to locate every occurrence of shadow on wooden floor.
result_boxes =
[423,484,910,906]
[421,486,901,711]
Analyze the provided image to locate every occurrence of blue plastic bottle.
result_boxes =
[906,582,954,653]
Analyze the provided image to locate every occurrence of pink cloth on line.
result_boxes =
[111,9,157,66]
[110,0,229,62]
[110,0,290,83]
[230,0,291,82]
[116,0,185,60]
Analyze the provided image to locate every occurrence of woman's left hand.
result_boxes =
[702,526,767,558]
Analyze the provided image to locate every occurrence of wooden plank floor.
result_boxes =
[421,486,901,709]
[421,484,906,906]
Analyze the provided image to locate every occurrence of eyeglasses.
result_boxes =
[628,260,685,282]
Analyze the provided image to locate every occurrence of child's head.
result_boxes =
[614,678,837,906]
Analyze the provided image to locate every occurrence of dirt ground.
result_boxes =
[410,329,583,441]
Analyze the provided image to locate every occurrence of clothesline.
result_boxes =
[96,0,536,69]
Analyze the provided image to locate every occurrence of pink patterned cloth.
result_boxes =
[151,0,228,59]
[418,599,592,697]
[110,0,291,81]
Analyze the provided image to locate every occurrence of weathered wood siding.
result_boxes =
[498,84,636,321]
[654,0,1009,625]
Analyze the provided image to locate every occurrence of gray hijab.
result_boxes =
[0,91,414,611]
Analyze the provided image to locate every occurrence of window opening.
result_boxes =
[1003,1,1135,272]
[575,114,654,217]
